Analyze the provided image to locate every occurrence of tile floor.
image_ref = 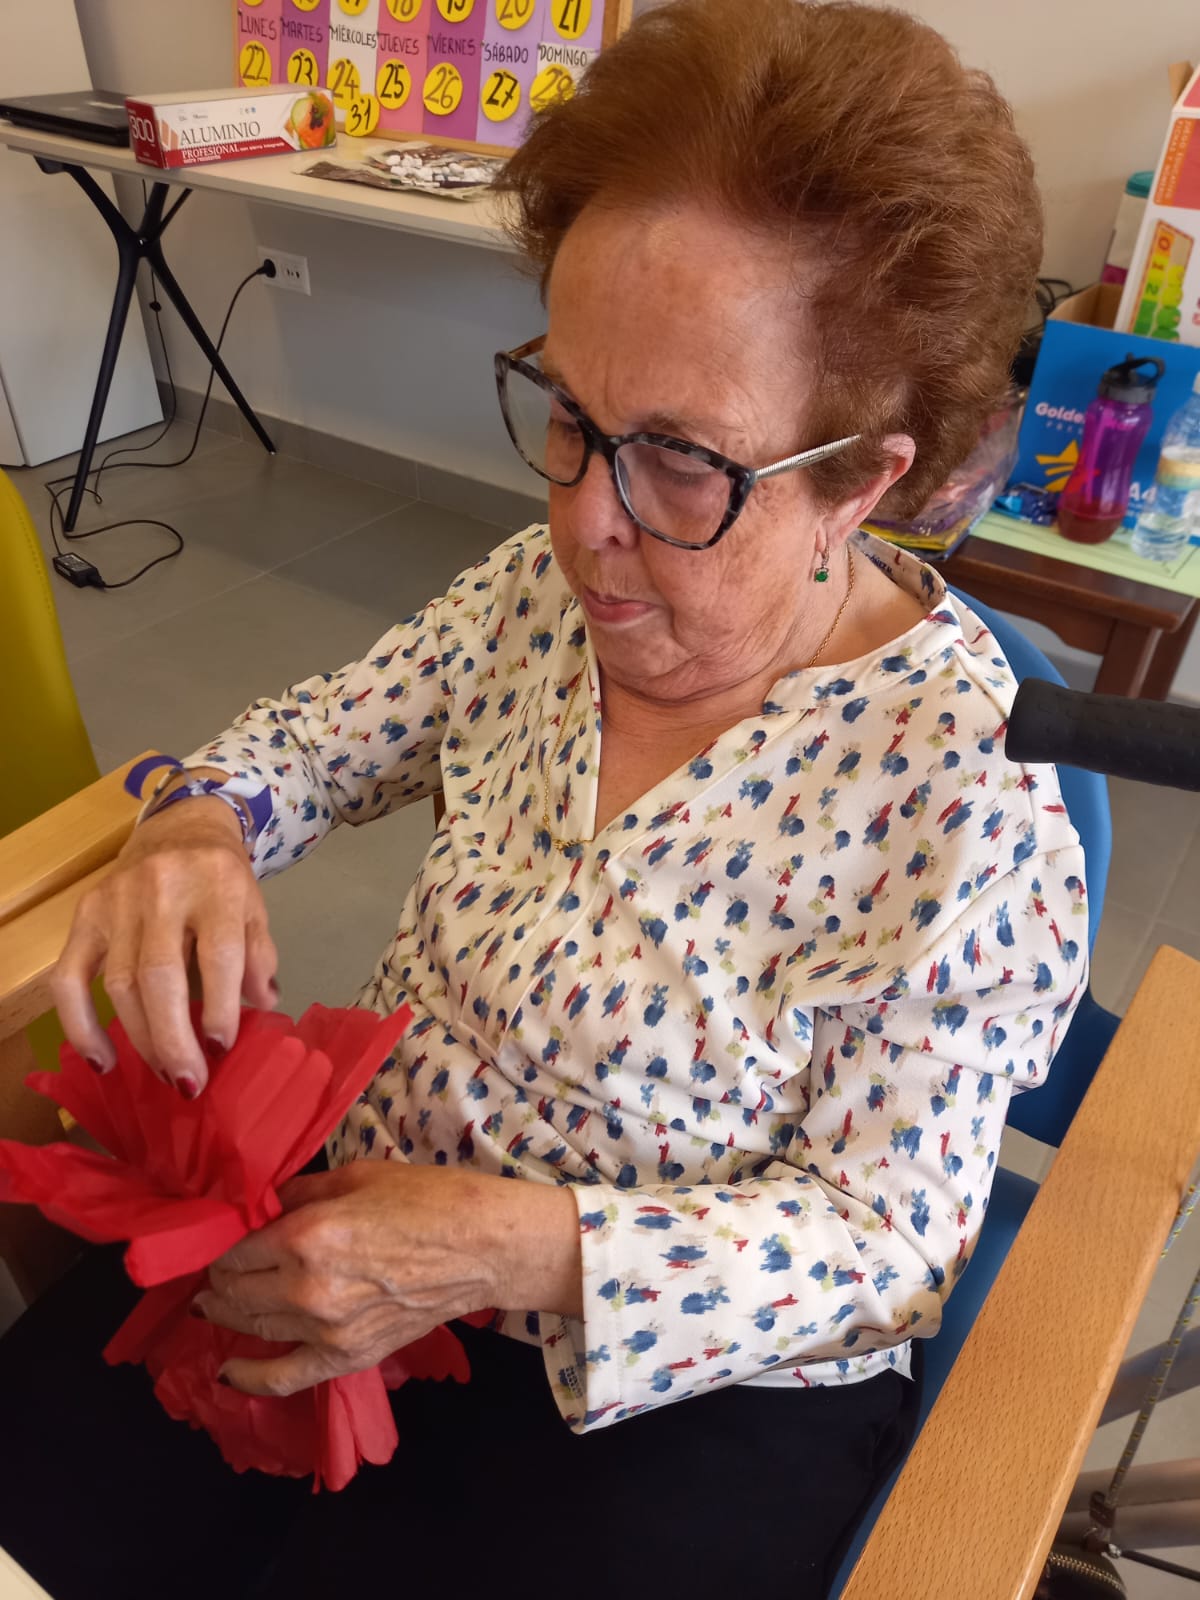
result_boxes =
[9,424,1200,1594]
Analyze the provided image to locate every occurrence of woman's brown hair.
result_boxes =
[497,0,1041,516]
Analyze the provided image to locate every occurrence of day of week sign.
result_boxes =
[235,0,621,151]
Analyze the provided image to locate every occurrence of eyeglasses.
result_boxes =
[494,336,861,551]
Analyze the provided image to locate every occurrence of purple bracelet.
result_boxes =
[126,756,272,848]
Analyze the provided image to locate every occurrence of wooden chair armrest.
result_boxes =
[0,865,115,1039]
[0,752,155,929]
[0,761,155,1302]
[844,945,1200,1599]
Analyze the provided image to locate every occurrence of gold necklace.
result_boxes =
[804,544,855,673]
[541,547,855,853]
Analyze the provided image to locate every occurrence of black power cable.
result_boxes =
[1010,275,1077,391]
[43,258,272,590]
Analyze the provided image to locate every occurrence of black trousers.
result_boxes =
[0,1247,920,1599]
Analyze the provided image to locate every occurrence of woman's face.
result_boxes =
[544,200,842,707]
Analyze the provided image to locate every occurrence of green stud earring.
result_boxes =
[815,553,830,583]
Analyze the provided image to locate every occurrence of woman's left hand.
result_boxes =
[193,1160,582,1397]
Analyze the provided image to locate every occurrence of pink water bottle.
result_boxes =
[1057,354,1164,544]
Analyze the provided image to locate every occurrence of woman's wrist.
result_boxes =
[135,764,266,852]
[127,791,247,853]
[480,1174,584,1319]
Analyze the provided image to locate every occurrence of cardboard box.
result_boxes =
[1116,63,1200,344]
[126,86,335,169]
[1009,282,1200,524]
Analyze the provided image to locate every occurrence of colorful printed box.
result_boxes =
[127,85,336,168]
[1117,63,1200,347]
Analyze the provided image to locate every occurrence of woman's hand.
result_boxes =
[51,794,279,1096]
[194,1161,583,1396]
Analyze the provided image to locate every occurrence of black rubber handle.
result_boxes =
[1005,679,1200,792]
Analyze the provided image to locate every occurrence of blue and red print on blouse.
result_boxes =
[190,526,1086,1432]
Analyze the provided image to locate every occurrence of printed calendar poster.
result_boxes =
[234,0,627,152]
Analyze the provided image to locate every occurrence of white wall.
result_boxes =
[891,0,1196,291]
[75,0,1200,689]
[0,0,160,467]
[641,0,1199,289]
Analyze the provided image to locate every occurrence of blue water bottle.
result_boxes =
[1132,373,1200,562]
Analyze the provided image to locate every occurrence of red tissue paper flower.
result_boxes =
[0,1001,477,1490]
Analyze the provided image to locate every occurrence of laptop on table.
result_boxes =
[0,90,129,147]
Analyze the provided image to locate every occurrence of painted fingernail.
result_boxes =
[204,1035,226,1061]
[268,978,280,1003]
[177,1075,200,1101]
[189,1299,206,1320]
[217,1373,232,1388]
[87,1057,108,1075]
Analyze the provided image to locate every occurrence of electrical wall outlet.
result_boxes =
[258,247,310,294]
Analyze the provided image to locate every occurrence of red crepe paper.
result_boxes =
[0,1002,478,1490]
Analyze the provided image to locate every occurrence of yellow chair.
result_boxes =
[1,467,100,838]
[0,466,108,1082]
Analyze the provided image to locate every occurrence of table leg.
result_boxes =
[42,161,160,532]
[35,160,275,532]
[146,246,276,457]
[60,235,140,534]
[1093,620,1161,698]
[1140,601,1200,701]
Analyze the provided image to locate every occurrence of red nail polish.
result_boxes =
[87,1057,107,1075]
[189,1300,206,1319]
[204,1036,226,1061]
[217,1373,232,1388]
[177,1075,200,1101]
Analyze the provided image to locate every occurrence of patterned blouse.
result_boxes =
[189,526,1087,1433]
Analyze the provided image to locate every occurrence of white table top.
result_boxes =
[0,122,515,254]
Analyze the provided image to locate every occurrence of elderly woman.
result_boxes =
[0,1,1085,1596]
